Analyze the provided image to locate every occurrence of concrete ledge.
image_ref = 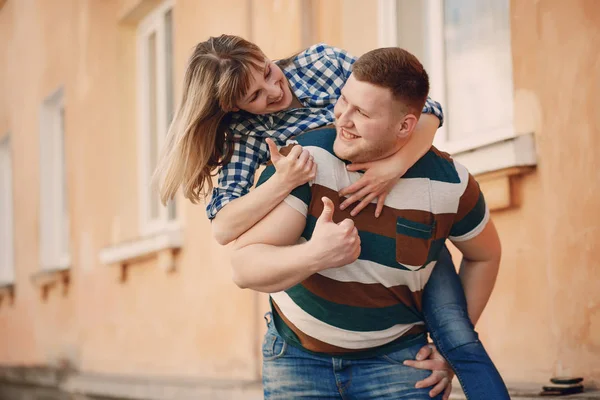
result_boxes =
[0,282,14,303]
[451,382,600,399]
[99,229,182,271]
[30,268,70,288]
[452,132,537,177]
[0,366,65,388]
[30,268,71,300]
[0,366,262,400]
[4,366,597,400]
[64,373,262,400]
[477,166,535,211]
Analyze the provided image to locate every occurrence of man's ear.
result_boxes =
[396,114,419,139]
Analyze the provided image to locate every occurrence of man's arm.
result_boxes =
[452,218,501,325]
[231,197,360,293]
[230,199,313,293]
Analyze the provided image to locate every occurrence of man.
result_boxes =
[230,47,501,399]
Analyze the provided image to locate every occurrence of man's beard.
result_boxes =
[334,139,392,164]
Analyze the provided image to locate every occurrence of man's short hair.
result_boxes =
[353,47,430,116]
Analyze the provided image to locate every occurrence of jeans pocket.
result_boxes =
[262,323,287,361]
[381,343,422,365]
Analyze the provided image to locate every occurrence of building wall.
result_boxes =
[0,0,308,382]
[325,0,600,385]
[474,0,600,384]
[0,0,599,391]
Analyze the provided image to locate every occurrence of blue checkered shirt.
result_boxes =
[206,43,444,219]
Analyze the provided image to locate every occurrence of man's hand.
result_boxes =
[404,344,454,400]
[307,197,361,270]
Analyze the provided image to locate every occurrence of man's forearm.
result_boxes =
[231,242,321,293]
[459,257,500,325]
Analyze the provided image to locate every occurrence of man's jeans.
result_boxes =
[423,246,510,400]
[262,316,443,400]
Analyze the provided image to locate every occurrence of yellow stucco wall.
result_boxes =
[471,0,600,384]
[0,0,305,381]
[0,0,598,390]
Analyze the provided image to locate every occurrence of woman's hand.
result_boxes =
[404,344,455,400]
[267,138,316,190]
[338,153,406,218]
[339,113,441,218]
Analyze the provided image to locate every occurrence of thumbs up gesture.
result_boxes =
[309,197,361,270]
[266,138,317,190]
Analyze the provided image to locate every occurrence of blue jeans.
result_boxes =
[423,245,510,399]
[262,316,443,400]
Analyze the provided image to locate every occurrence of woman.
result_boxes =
[155,34,509,400]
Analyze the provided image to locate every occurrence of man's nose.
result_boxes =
[336,107,352,127]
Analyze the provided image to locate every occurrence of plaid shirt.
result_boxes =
[206,43,444,219]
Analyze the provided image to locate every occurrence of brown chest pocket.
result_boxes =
[396,217,435,271]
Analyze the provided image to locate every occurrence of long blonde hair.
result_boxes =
[154,34,266,205]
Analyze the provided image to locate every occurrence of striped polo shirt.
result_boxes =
[256,127,489,358]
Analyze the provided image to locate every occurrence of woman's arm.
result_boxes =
[340,112,440,217]
[212,171,302,245]
[211,140,315,245]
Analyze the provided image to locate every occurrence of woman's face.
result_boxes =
[234,59,293,115]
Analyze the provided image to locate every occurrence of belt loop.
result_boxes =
[264,311,273,326]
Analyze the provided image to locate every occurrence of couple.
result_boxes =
[156,35,510,400]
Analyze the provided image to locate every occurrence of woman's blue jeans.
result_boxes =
[423,245,510,399]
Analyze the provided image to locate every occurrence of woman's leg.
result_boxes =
[423,245,510,400]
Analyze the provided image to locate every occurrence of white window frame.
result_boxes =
[39,88,70,271]
[0,135,15,285]
[378,0,536,175]
[136,0,177,237]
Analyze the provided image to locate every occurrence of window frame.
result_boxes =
[39,87,71,271]
[136,0,178,237]
[378,0,536,175]
[0,134,14,284]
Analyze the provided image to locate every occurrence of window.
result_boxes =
[39,88,70,270]
[0,135,14,284]
[137,0,176,236]
[378,0,535,174]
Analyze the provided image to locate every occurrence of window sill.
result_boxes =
[450,133,537,212]
[30,267,70,300]
[0,281,15,306]
[474,166,535,212]
[98,228,183,272]
[451,132,537,177]
[40,258,71,272]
